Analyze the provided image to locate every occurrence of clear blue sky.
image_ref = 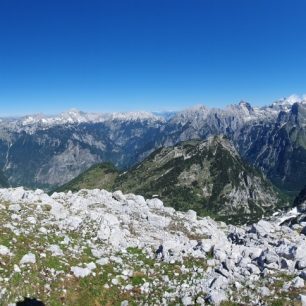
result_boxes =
[0,0,306,115]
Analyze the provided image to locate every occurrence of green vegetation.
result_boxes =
[0,170,9,188]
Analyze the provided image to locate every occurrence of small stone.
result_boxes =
[27,216,36,224]
[8,204,21,212]
[196,296,205,305]
[299,270,306,280]
[296,260,306,270]
[20,253,36,265]
[96,258,110,266]
[48,244,64,256]
[291,277,304,288]
[0,245,11,256]
[185,210,197,222]
[300,294,306,306]
[112,278,119,285]
[125,284,133,291]
[14,264,21,273]
[206,290,227,305]
[146,198,163,209]
[71,266,92,278]
[181,296,193,305]
[259,286,270,296]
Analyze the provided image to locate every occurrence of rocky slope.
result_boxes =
[1,96,306,195]
[293,185,306,213]
[236,101,306,195]
[0,187,305,305]
[57,136,287,224]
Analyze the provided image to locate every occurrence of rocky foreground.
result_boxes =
[0,188,305,305]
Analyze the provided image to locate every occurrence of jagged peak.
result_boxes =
[272,94,306,109]
[238,100,253,110]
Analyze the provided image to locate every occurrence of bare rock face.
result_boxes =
[0,187,305,305]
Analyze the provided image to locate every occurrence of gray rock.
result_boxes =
[264,251,279,265]
[296,260,306,270]
[259,286,270,296]
[185,210,197,222]
[181,296,193,305]
[247,263,261,275]
[250,220,275,237]
[299,270,306,280]
[206,290,227,305]
[291,276,305,288]
[146,198,164,210]
[299,294,306,306]
[20,253,36,265]
[275,243,296,260]
[209,276,229,290]
[8,204,21,212]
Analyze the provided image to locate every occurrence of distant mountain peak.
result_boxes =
[272,94,306,109]
[238,100,253,110]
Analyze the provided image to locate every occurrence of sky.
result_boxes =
[0,0,306,116]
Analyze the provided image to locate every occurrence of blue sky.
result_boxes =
[0,0,306,115]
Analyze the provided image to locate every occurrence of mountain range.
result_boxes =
[1,95,306,197]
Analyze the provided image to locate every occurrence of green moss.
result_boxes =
[53,162,119,193]
[131,275,145,286]
[270,300,285,306]
[44,256,64,270]
[127,247,143,255]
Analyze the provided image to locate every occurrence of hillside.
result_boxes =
[56,136,288,224]
[55,163,119,193]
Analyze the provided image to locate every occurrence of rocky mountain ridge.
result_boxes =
[2,95,304,132]
[0,187,305,305]
[0,109,163,133]
[57,136,288,224]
